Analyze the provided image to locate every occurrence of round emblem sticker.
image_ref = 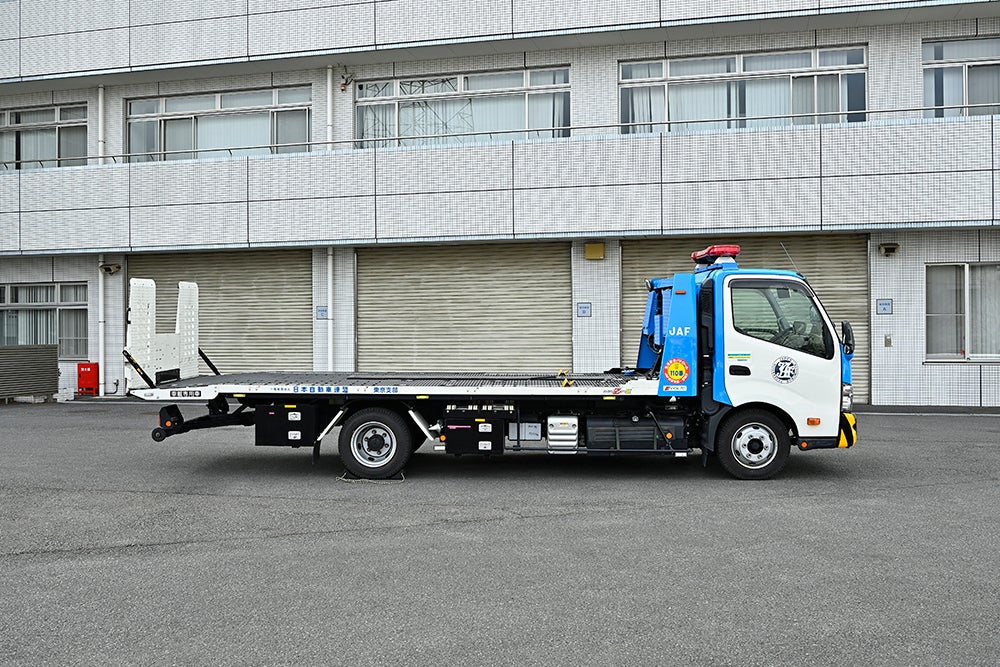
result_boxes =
[771,356,798,384]
[663,358,691,385]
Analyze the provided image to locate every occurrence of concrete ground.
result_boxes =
[1,400,998,666]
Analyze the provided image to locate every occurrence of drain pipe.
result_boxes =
[327,247,334,371]
[97,84,105,164]
[326,65,334,150]
[97,254,106,397]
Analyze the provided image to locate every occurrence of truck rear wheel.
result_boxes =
[716,409,790,480]
[338,408,413,479]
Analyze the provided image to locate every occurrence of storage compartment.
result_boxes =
[586,416,686,451]
[547,416,579,450]
[77,362,99,396]
[443,404,511,455]
[255,403,324,447]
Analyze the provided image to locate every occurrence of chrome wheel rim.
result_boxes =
[731,422,778,470]
[351,421,396,468]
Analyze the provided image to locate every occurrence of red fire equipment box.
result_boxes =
[77,362,99,396]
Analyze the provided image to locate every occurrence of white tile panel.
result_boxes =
[375,0,511,45]
[665,31,815,59]
[393,52,525,78]
[157,73,272,96]
[514,0,658,33]
[822,118,991,178]
[375,144,511,195]
[131,0,248,25]
[377,191,512,239]
[0,212,17,251]
[664,128,819,183]
[130,17,248,67]
[0,3,17,41]
[309,244,357,372]
[130,203,248,248]
[250,0,361,11]
[823,172,992,228]
[20,0,128,37]
[983,366,1000,408]
[249,4,375,56]
[515,136,659,189]
[0,174,16,212]
[0,39,16,80]
[129,161,248,207]
[515,184,660,236]
[571,239,621,373]
[20,166,129,212]
[250,197,374,243]
[21,30,130,77]
[0,90,54,109]
[663,179,821,233]
[0,255,54,282]
[21,209,128,251]
[663,0,815,22]
[249,152,375,201]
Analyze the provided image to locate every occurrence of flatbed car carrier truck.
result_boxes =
[125,244,858,480]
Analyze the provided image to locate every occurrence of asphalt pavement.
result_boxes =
[1,400,998,666]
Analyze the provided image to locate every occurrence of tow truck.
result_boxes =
[125,244,858,480]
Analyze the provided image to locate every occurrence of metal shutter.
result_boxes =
[127,250,312,373]
[357,243,572,372]
[621,234,870,403]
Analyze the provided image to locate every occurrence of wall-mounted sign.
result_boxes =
[876,299,893,315]
[576,302,592,318]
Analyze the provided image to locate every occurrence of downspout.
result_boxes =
[97,85,107,396]
[328,247,334,371]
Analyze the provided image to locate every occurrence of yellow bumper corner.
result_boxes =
[838,412,858,448]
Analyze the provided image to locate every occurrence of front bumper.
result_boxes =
[837,412,858,448]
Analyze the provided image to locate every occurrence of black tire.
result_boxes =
[338,408,413,479]
[151,427,167,442]
[715,409,790,480]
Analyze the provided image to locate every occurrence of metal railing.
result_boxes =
[1,101,997,171]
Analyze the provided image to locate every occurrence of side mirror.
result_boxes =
[841,321,855,356]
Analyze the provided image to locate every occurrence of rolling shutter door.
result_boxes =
[621,234,870,403]
[357,243,572,372]
[128,250,312,373]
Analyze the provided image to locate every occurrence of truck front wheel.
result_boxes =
[338,408,413,479]
[716,409,790,480]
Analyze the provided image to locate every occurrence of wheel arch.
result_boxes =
[706,402,796,451]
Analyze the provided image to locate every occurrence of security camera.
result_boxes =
[99,263,121,275]
[878,243,899,257]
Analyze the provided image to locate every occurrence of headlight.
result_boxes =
[841,383,854,412]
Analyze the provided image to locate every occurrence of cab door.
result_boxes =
[722,275,841,439]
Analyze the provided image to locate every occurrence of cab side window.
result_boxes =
[731,281,833,359]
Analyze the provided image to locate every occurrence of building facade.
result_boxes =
[1,0,999,405]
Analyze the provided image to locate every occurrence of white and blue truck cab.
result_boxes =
[128,244,857,480]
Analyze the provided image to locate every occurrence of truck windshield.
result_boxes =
[731,280,833,359]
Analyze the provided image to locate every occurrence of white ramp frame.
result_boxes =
[126,278,200,388]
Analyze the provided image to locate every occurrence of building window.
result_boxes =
[620,48,867,133]
[0,283,88,358]
[923,38,1000,117]
[354,68,571,147]
[126,86,312,162]
[926,263,1000,360]
[0,105,88,170]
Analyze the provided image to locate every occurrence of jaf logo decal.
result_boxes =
[663,358,691,385]
[771,357,798,384]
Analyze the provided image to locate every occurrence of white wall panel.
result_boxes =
[665,31,815,58]
[375,0,511,45]
[514,0,657,33]
[0,255,53,282]
[249,4,375,56]
[376,145,511,194]
[515,136,659,188]
[249,196,375,243]
[823,119,991,177]
[0,39,16,79]
[20,167,129,212]
[572,239,621,373]
[665,179,821,233]
[983,366,1000,408]
[516,185,659,236]
[0,212,17,251]
[250,152,374,201]
[377,191,512,239]
[0,175,16,213]
[21,30,129,77]
[0,3,17,41]
[130,18,248,67]
[130,203,248,248]
[823,172,992,228]
[131,0,248,25]
[20,0,128,37]
[21,209,128,251]
[664,129,819,183]
[129,161,248,207]
[663,1,814,23]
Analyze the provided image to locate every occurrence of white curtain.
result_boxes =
[925,265,965,358]
[18,129,57,169]
[968,64,1000,116]
[2,310,57,345]
[356,103,395,148]
[971,264,1000,356]
[58,309,88,358]
[274,109,310,154]
[528,92,569,138]
[923,67,964,118]
[0,132,14,169]
[668,81,732,131]
[744,77,790,128]
[196,112,270,158]
[620,86,665,134]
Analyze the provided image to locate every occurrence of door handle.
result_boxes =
[729,365,751,376]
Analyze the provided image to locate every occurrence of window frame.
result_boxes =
[0,104,89,170]
[0,282,89,359]
[922,38,1000,118]
[125,86,312,162]
[354,67,572,147]
[924,262,1000,362]
[729,278,835,360]
[619,46,868,133]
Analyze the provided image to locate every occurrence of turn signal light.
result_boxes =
[807,418,821,426]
